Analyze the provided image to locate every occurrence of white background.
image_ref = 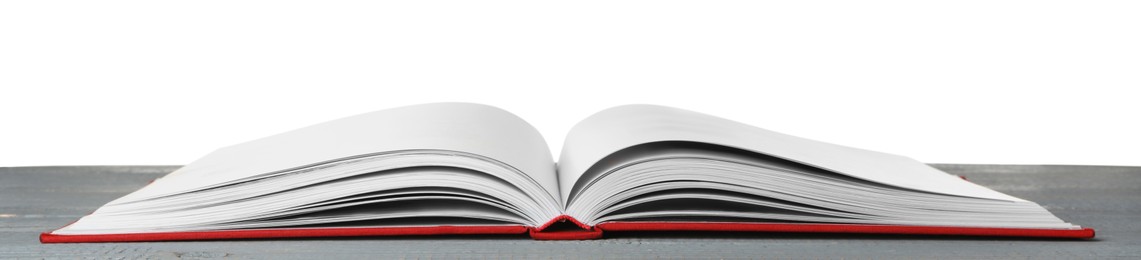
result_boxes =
[2,1,1138,167]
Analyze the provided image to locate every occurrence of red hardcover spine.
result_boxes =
[528,215,603,240]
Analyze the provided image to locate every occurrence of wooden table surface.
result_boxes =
[2,164,1139,259]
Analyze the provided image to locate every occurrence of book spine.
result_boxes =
[527,215,604,240]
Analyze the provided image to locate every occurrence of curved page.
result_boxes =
[113,102,559,204]
[558,104,1023,205]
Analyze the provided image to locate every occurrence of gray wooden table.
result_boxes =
[2,164,1139,259]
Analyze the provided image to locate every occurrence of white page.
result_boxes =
[115,103,559,203]
[558,104,1024,204]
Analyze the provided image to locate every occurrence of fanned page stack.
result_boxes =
[41,103,1094,243]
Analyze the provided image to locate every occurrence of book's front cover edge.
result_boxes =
[40,225,530,243]
[42,221,1096,242]
[595,221,1096,239]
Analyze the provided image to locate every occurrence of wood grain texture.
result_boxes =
[2,165,1139,259]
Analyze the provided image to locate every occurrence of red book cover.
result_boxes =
[594,221,1095,239]
[41,215,1094,243]
[40,225,531,243]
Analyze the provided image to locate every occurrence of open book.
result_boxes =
[41,103,1094,243]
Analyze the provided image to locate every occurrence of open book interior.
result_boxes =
[51,103,1081,236]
